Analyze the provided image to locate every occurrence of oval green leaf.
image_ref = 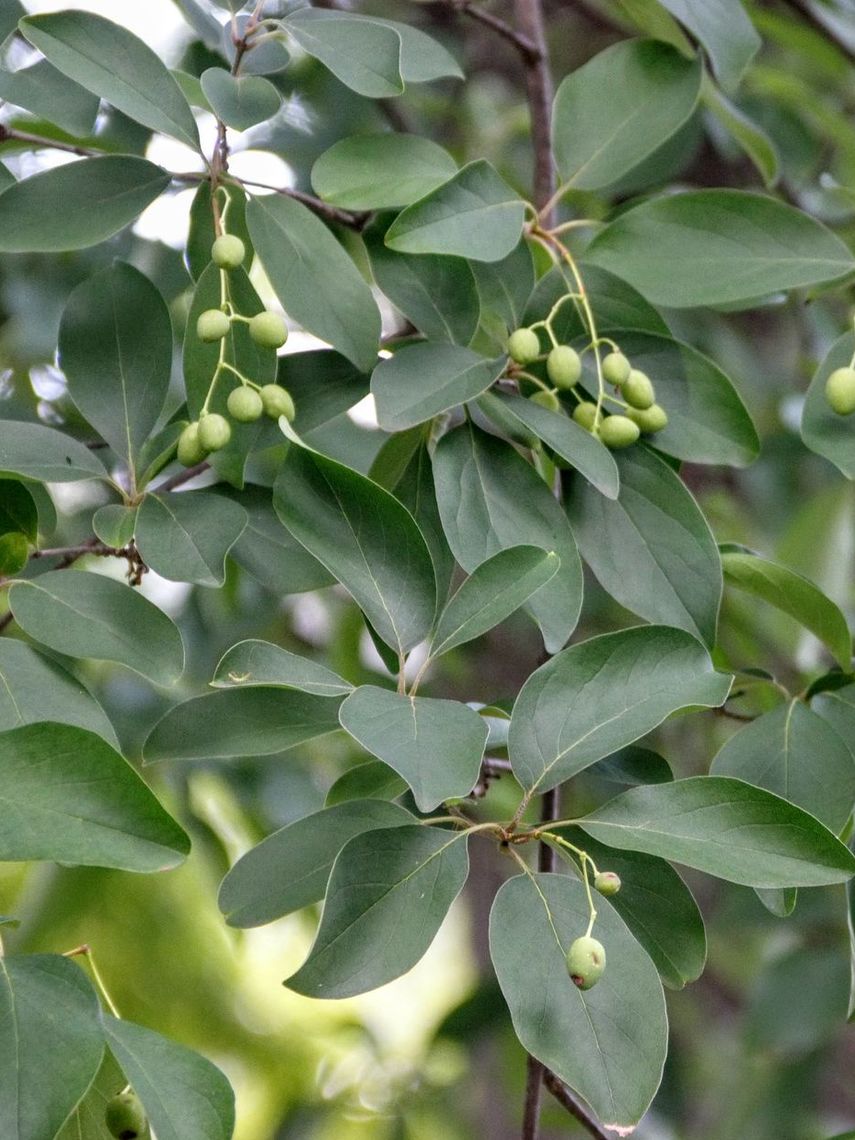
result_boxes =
[0,420,107,483]
[135,491,247,587]
[312,134,457,209]
[372,344,505,431]
[200,67,281,129]
[212,639,352,697]
[283,8,403,98]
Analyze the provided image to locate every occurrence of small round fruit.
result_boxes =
[227,385,264,422]
[249,311,288,349]
[211,233,245,270]
[177,422,206,466]
[546,345,582,389]
[197,412,232,452]
[196,308,230,343]
[598,414,640,449]
[104,1090,148,1139]
[594,871,621,896]
[622,369,655,410]
[260,384,296,421]
[627,404,668,434]
[824,366,855,415]
[507,327,541,365]
[566,936,606,991]
[602,351,631,387]
[530,389,561,412]
[573,401,598,431]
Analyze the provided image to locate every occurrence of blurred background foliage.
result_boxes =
[2,0,855,1136]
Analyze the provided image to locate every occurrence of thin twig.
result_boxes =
[543,1069,612,1140]
[514,0,556,223]
[153,459,211,493]
[452,1,541,61]
[0,124,101,156]
[225,177,368,230]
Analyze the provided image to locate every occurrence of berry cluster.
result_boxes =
[177,234,296,467]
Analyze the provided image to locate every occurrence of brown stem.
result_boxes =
[153,459,211,493]
[543,1069,612,1139]
[223,176,368,230]
[514,0,556,222]
[453,1,541,61]
[0,124,100,156]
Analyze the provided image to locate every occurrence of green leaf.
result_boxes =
[186,181,253,283]
[430,546,560,658]
[0,156,170,252]
[587,190,855,307]
[386,441,456,606]
[801,332,855,479]
[0,954,104,1140]
[143,687,343,763]
[0,420,107,483]
[433,422,583,653]
[59,263,172,473]
[273,443,436,656]
[552,39,702,190]
[55,1050,127,1140]
[703,76,779,187]
[284,825,469,997]
[525,263,669,340]
[92,504,137,548]
[0,479,37,541]
[10,571,184,687]
[372,344,505,431]
[812,684,855,766]
[490,874,667,1130]
[0,640,117,746]
[573,776,855,887]
[246,193,381,373]
[591,331,759,467]
[200,67,281,129]
[472,239,535,334]
[0,58,100,137]
[566,445,723,647]
[658,0,760,91]
[0,723,189,870]
[589,745,674,786]
[510,626,731,794]
[746,943,850,1052]
[19,11,200,148]
[102,1016,235,1140]
[219,799,413,926]
[281,351,371,435]
[0,532,27,575]
[711,700,855,833]
[312,134,457,209]
[212,639,352,697]
[722,550,851,670]
[339,686,488,810]
[367,18,463,82]
[135,491,247,588]
[326,760,408,806]
[283,9,403,98]
[484,392,620,499]
[385,161,525,262]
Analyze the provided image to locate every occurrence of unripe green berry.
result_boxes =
[507,327,541,365]
[573,401,598,431]
[249,310,288,349]
[602,351,631,387]
[260,384,296,421]
[598,414,640,449]
[546,345,581,389]
[627,404,669,434]
[227,385,264,422]
[0,531,29,575]
[104,1090,148,1139]
[566,935,606,991]
[196,308,231,343]
[530,389,561,412]
[211,233,245,270]
[622,369,655,410]
[198,412,232,452]
[177,422,206,467]
[594,871,621,896]
[824,366,855,415]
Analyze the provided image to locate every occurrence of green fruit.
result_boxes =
[196,308,231,343]
[197,412,232,452]
[824,366,855,415]
[507,327,541,365]
[598,414,640,449]
[594,871,621,896]
[627,404,668,433]
[227,385,264,422]
[176,422,206,466]
[566,935,606,991]
[546,345,581,389]
[530,389,561,412]
[601,351,631,387]
[572,401,598,431]
[104,1090,148,1139]
[622,369,655,410]
[260,384,296,421]
[249,310,288,349]
[211,233,245,270]
[0,531,29,575]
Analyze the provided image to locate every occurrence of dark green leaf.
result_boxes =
[386,440,456,606]
[510,626,731,794]
[285,825,469,997]
[0,479,37,541]
[325,760,409,806]
[0,420,107,483]
[658,0,760,91]
[283,9,403,98]
[312,134,457,209]
[135,491,247,587]
[588,745,674,786]
[812,684,855,767]
[281,351,371,435]
[55,1050,127,1140]
[524,263,669,340]
[801,332,855,479]
[200,67,281,129]
[0,723,189,870]
[186,181,253,283]
[372,344,505,431]
[703,77,779,187]
[472,239,535,333]
[212,639,352,697]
